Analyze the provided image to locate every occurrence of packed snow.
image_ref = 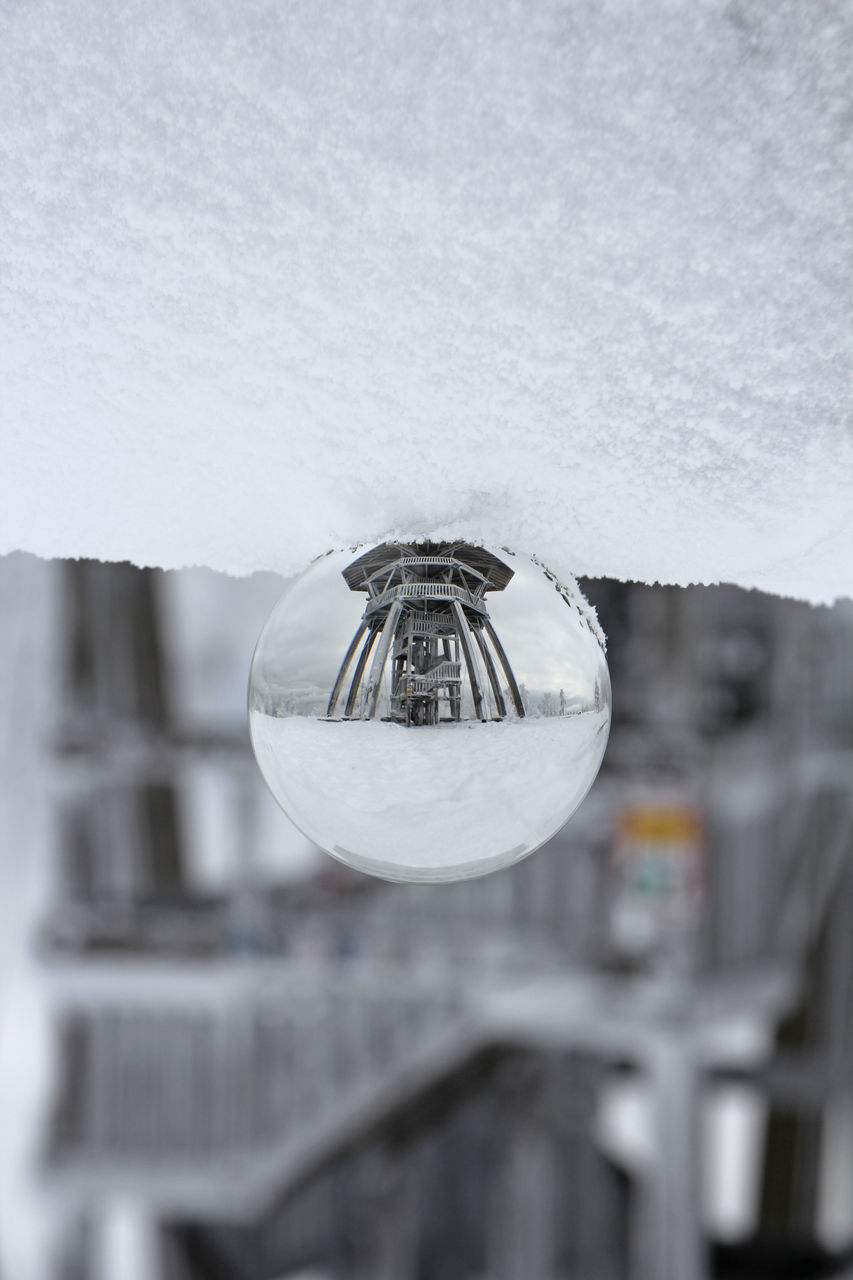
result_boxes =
[1,0,851,602]
[249,710,611,882]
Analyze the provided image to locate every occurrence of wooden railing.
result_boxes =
[405,662,462,692]
[366,583,484,614]
[398,556,459,567]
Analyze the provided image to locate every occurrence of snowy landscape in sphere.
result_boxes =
[249,542,611,883]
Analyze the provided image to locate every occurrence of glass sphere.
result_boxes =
[249,542,611,884]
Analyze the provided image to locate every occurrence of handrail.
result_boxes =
[366,583,484,614]
[409,614,455,635]
[398,556,459,566]
[404,663,462,691]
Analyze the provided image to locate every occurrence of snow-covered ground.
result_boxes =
[1,1,850,602]
[250,709,610,882]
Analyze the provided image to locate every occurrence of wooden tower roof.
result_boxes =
[342,541,514,594]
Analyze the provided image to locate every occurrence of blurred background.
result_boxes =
[1,551,852,1280]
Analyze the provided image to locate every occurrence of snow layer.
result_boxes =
[1,0,851,603]
[249,711,611,882]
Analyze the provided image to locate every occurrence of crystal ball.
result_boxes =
[249,542,611,883]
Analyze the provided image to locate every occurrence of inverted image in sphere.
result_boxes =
[249,542,611,883]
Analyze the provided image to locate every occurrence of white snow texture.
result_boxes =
[250,712,611,882]
[1,0,851,602]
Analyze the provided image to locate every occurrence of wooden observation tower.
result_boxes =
[327,542,526,724]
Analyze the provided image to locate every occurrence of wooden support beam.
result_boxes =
[451,601,486,721]
[345,626,380,717]
[365,601,403,719]
[484,619,525,717]
[326,621,367,717]
[473,626,507,719]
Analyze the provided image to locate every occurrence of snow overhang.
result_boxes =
[1,1,850,603]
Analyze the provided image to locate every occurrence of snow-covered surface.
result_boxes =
[250,710,610,882]
[2,0,851,603]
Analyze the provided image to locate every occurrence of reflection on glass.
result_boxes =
[249,542,611,883]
